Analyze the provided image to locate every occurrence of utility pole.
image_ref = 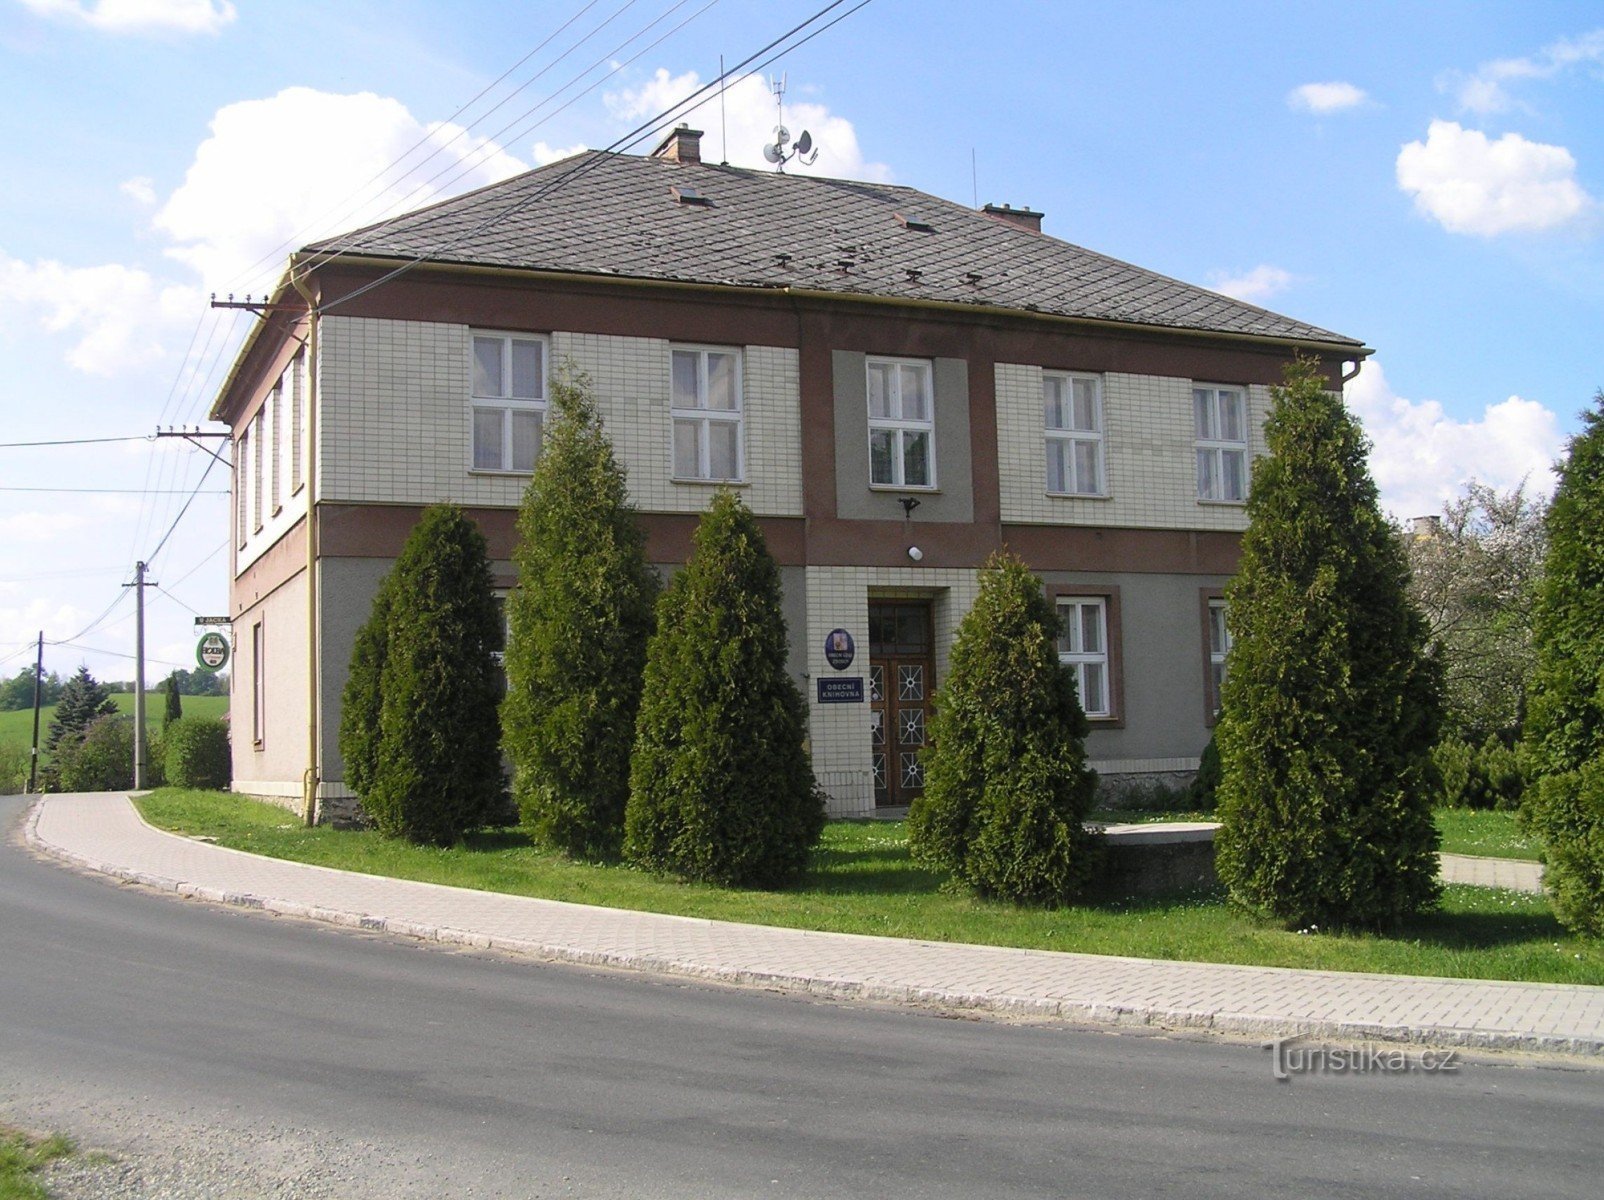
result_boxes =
[126,562,157,789]
[28,631,43,793]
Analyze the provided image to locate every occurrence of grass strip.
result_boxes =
[134,789,1603,986]
[0,1127,74,1200]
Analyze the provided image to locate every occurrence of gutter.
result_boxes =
[286,267,321,827]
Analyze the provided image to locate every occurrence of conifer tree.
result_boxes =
[1521,391,1604,936]
[624,491,823,886]
[363,505,504,845]
[907,551,1100,904]
[339,573,396,804]
[503,365,657,860]
[1215,358,1442,930]
[46,665,117,754]
[163,673,183,729]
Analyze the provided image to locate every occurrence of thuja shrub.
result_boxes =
[908,551,1100,905]
[338,573,396,804]
[1215,358,1442,931]
[502,365,657,860]
[363,505,505,846]
[163,716,231,790]
[55,714,135,792]
[1522,391,1604,936]
[1188,733,1222,813]
[624,491,823,887]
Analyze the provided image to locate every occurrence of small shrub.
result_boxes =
[1432,735,1528,811]
[0,742,29,795]
[164,716,232,789]
[1478,735,1525,811]
[1187,735,1222,813]
[1525,762,1604,937]
[54,714,135,792]
[1431,737,1476,808]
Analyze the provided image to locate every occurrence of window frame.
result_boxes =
[236,427,249,549]
[269,377,283,517]
[251,409,264,533]
[1046,584,1123,724]
[1200,589,1232,724]
[470,331,549,474]
[290,348,305,496]
[866,355,937,490]
[1043,370,1106,497]
[1193,383,1248,503]
[669,344,745,483]
[251,618,265,749]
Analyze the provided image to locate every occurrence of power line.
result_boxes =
[0,435,154,449]
[321,0,865,315]
[0,486,228,495]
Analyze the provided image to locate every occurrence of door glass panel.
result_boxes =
[898,664,924,702]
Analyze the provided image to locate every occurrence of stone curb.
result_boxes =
[22,799,1604,1058]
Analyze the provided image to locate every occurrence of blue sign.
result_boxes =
[824,628,856,670]
[817,677,865,704]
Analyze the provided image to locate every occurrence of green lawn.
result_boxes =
[0,693,227,748]
[1434,808,1541,861]
[135,789,1604,986]
[0,1126,73,1200]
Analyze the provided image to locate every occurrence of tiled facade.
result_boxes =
[995,363,1269,531]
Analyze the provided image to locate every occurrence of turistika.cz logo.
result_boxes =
[1264,1036,1461,1082]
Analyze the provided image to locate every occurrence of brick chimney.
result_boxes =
[982,203,1044,233]
[651,124,703,165]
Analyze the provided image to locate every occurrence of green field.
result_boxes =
[136,789,1604,986]
[0,693,228,748]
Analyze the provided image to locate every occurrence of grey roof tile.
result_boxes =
[307,151,1362,347]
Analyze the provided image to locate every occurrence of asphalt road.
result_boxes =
[2,795,1601,1199]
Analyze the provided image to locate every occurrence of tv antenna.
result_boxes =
[762,73,818,172]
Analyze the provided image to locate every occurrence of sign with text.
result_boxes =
[823,628,856,670]
[196,631,231,672]
[193,616,232,627]
[816,677,864,704]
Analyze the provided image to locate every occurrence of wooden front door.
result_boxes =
[868,601,934,808]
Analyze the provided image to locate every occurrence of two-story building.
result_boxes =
[212,126,1369,823]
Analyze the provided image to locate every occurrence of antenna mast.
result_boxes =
[762,73,819,172]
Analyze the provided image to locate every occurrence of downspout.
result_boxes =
[289,267,321,826]
[1341,359,1363,387]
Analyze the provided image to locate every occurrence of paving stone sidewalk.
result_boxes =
[24,792,1604,1056]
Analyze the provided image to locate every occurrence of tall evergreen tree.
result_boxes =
[1215,358,1442,930]
[503,365,657,860]
[908,551,1100,905]
[1521,391,1604,936]
[625,491,823,887]
[339,573,396,804]
[162,672,183,729]
[363,505,504,845]
[46,665,117,754]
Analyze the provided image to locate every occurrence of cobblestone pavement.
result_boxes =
[25,793,1604,1056]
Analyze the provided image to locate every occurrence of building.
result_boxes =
[211,126,1369,822]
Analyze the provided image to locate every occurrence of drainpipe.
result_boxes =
[289,266,321,826]
[1341,359,1363,387]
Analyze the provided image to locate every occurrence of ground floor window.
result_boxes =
[1056,597,1110,718]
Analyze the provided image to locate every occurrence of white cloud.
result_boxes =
[1395,120,1595,236]
[0,252,197,374]
[155,87,528,294]
[1446,29,1604,114]
[530,141,589,166]
[0,511,91,543]
[18,0,236,35]
[605,69,891,182]
[120,176,156,205]
[1287,82,1368,113]
[1344,359,1562,519]
[1208,265,1294,303]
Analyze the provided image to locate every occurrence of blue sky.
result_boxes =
[1,0,1600,684]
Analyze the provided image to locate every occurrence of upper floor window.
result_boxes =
[1195,385,1247,502]
[671,346,743,481]
[236,428,249,549]
[1044,372,1104,496]
[1208,598,1232,717]
[1057,597,1110,718]
[471,332,547,473]
[251,409,265,532]
[867,356,935,488]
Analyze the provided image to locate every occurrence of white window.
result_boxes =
[1195,385,1247,502]
[867,356,935,488]
[269,378,282,515]
[1044,372,1104,495]
[1057,597,1110,717]
[236,428,249,548]
[1208,599,1232,715]
[251,620,265,748]
[471,332,547,472]
[671,346,743,481]
[251,409,264,532]
[290,349,304,494]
